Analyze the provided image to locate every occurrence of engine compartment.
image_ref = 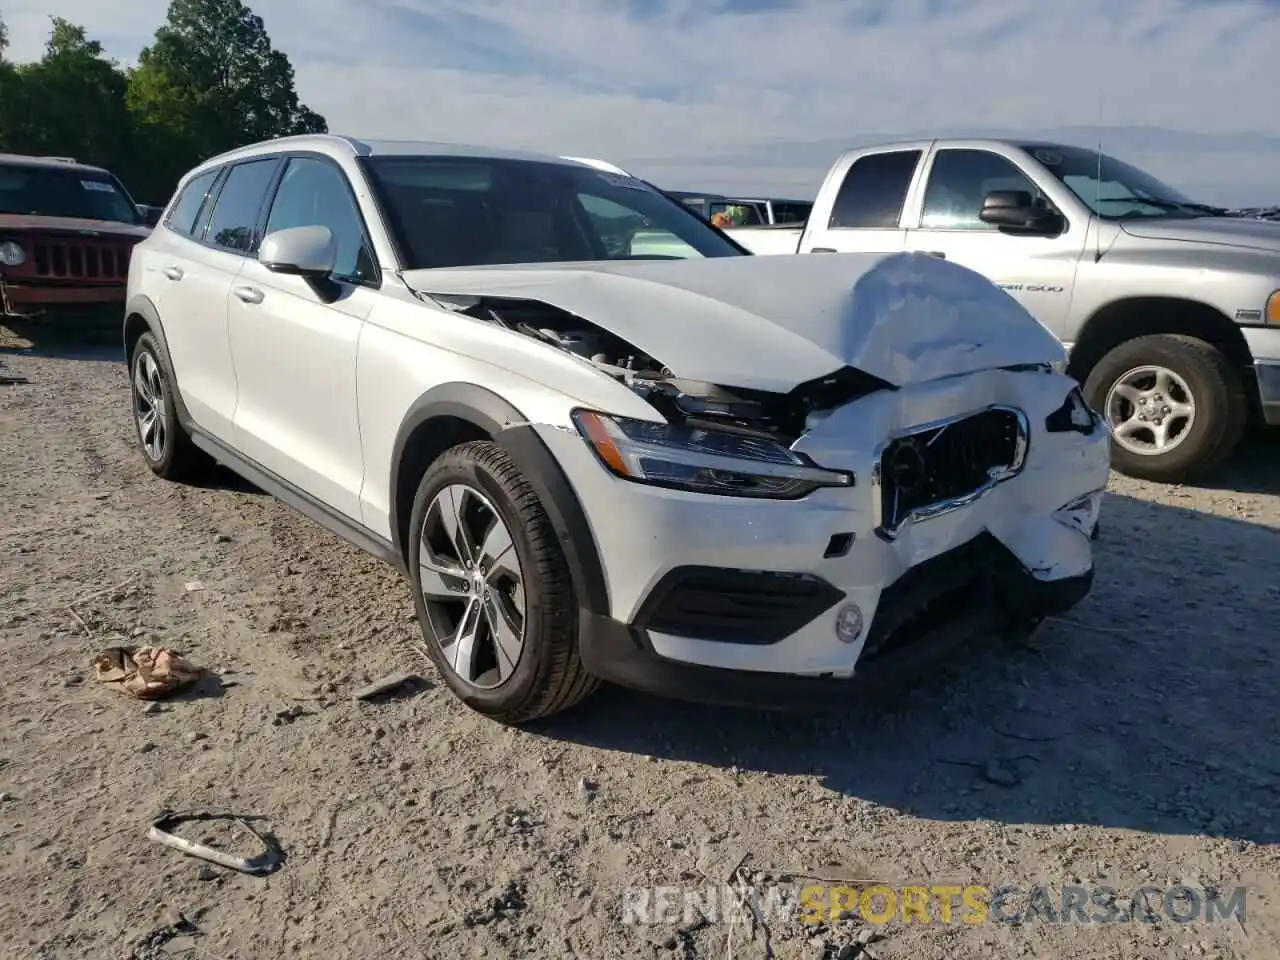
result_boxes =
[460,296,894,441]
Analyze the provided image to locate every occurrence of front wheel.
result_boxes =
[407,441,600,724]
[1082,334,1247,483]
[128,332,211,482]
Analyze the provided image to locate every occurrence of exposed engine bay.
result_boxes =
[451,295,895,442]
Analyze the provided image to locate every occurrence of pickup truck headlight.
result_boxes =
[0,241,25,267]
[1266,289,1280,326]
[573,410,854,499]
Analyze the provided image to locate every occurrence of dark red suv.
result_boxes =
[0,153,156,322]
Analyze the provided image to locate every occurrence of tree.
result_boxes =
[10,19,134,173]
[129,0,326,162]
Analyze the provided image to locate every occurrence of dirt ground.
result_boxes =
[2,324,1279,960]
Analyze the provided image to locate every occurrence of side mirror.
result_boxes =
[259,225,337,278]
[138,205,163,227]
[979,190,1065,235]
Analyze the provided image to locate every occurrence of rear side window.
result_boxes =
[165,169,219,236]
[828,150,922,229]
[203,158,280,253]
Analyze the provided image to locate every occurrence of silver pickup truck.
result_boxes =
[725,138,1280,483]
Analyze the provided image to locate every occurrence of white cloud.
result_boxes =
[3,0,1278,204]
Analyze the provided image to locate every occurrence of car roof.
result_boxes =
[0,152,113,175]
[195,134,587,174]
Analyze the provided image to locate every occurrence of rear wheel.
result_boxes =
[407,441,599,724]
[129,332,211,482]
[1082,334,1247,483]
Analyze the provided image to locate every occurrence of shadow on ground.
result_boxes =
[1,318,123,362]
[1190,424,1280,495]
[538,492,1280,846]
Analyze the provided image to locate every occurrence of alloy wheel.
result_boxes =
[1104,364,1195,457]
[132,350,168,462]
[418,483,526,689]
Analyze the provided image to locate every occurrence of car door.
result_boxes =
[799,149,923,254]
[147,164,256,443]
[902,146,1086,338]
[226,153,379,523]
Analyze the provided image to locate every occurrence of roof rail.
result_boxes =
[42,156,79,163]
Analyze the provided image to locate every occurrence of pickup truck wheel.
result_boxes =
[1083,334,1247,483]
[407,440,600,724]
[128,332,210,482]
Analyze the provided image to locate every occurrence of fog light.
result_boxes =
[1053,488,1104,537]
[834,602,864,643]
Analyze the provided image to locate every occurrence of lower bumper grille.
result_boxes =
[632,566,846,645]
[876,406,1028,538]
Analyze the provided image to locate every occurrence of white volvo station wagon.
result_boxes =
[123,134,1109,724]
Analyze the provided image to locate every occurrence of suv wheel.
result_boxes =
[407,440,600,724]
[129,332,210,481]
[1083,334,1247,483]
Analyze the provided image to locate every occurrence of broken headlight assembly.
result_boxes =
[572,410,854,499]
[1044,386,1101,435]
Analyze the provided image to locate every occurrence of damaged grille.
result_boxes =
[876,406,1028,538]
[31,241,131,280]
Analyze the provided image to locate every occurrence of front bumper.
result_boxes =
[1244,327,1280,426]
[536,368,1109,705]
[578,547,1093,709]
[1,280,126,317]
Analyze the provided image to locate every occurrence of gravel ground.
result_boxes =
[2,326,1279,960]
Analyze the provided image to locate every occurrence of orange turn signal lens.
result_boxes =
[1266,290,1280,326]
[574,410,632,477]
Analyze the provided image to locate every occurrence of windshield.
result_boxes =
[0,163,142,224]
[1021,144,1212,219]
[361,155,746,269]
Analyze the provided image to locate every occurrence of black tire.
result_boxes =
[1082,334,1247,483]
[128,331,211,482]
[407,440,600,724]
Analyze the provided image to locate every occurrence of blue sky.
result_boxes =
[3,0,1278,205]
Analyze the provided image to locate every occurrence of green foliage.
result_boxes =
[0,2,326,204]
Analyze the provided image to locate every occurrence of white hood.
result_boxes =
[402,251,1066,392]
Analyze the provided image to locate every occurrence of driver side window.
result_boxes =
[264,157,377,283]
[919,149,1043,230]
[577,193,700,258]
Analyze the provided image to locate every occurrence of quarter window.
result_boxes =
[828,150,922,229]
[203,158,279,253]
[166,169,218,237]
[264,157,377,283]
[919,150,1043,230]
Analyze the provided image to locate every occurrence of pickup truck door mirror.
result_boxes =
[137,205,162,227]
[979,190,1065,235]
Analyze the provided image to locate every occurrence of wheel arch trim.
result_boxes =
[123,294,195,427]
[389,382,611,616]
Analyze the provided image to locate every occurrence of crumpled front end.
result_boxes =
[539,363,1108,706]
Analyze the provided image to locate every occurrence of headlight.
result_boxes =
[1044,386,1099,435]
[572,410,854,499]
[0,241,24,267]
[1266,289,1280,326]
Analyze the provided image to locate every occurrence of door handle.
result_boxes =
[161,266,183,280]
[923,250,947,259]
[811,247,837,253]
[233,285,264,304]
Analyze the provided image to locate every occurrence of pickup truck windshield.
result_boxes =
[0,163,142,224]
[362,155,746,269]
[1021,145,1214,219]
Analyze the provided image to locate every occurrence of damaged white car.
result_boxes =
[124,135,1110,723]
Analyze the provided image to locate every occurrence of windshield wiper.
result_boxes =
[1096,196,1226,216]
